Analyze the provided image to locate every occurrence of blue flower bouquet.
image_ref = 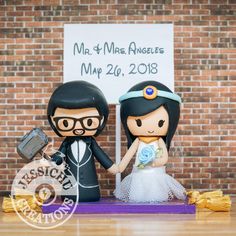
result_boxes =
[137,145,163,169]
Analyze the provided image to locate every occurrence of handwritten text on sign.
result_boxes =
[74,42,164,79]
[64,24,174,103]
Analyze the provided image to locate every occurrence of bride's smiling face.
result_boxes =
[127,106,169,137]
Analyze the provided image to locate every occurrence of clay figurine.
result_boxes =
[114,81,186,202]
[48,81,118,202]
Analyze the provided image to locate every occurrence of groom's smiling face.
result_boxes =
[50,107,104,137]
[126,106,169,137]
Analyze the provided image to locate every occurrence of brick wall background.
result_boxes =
[0,0,236,196]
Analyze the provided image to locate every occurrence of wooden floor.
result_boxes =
[0,197,235,236]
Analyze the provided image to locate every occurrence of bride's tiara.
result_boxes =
[119,85,182,104]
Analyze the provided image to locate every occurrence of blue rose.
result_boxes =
[138,146,156,165]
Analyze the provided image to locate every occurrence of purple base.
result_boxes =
[42,198,196,214]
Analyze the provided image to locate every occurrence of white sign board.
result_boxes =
[64,24,174,104]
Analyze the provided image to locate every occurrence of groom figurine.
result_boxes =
[47,81,118,202]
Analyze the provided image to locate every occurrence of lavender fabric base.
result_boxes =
[42,198,196,214]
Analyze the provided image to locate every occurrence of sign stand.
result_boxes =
[115,104,121,196]
[64,23,174,195]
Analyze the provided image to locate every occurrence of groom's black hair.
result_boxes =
[47,81,109,137]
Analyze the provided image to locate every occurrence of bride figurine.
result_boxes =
[114,81,186,202]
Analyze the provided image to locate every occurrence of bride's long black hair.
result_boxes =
[120,81,180,151]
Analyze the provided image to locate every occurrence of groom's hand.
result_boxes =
[107,164,119,174]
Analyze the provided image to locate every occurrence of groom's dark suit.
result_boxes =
[53,136,113,202]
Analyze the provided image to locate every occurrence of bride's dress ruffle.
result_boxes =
[114,166,186,202]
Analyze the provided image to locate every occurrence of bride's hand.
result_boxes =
[151,157,167,167]
[107,164,119,175]
[152,159,164,167]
